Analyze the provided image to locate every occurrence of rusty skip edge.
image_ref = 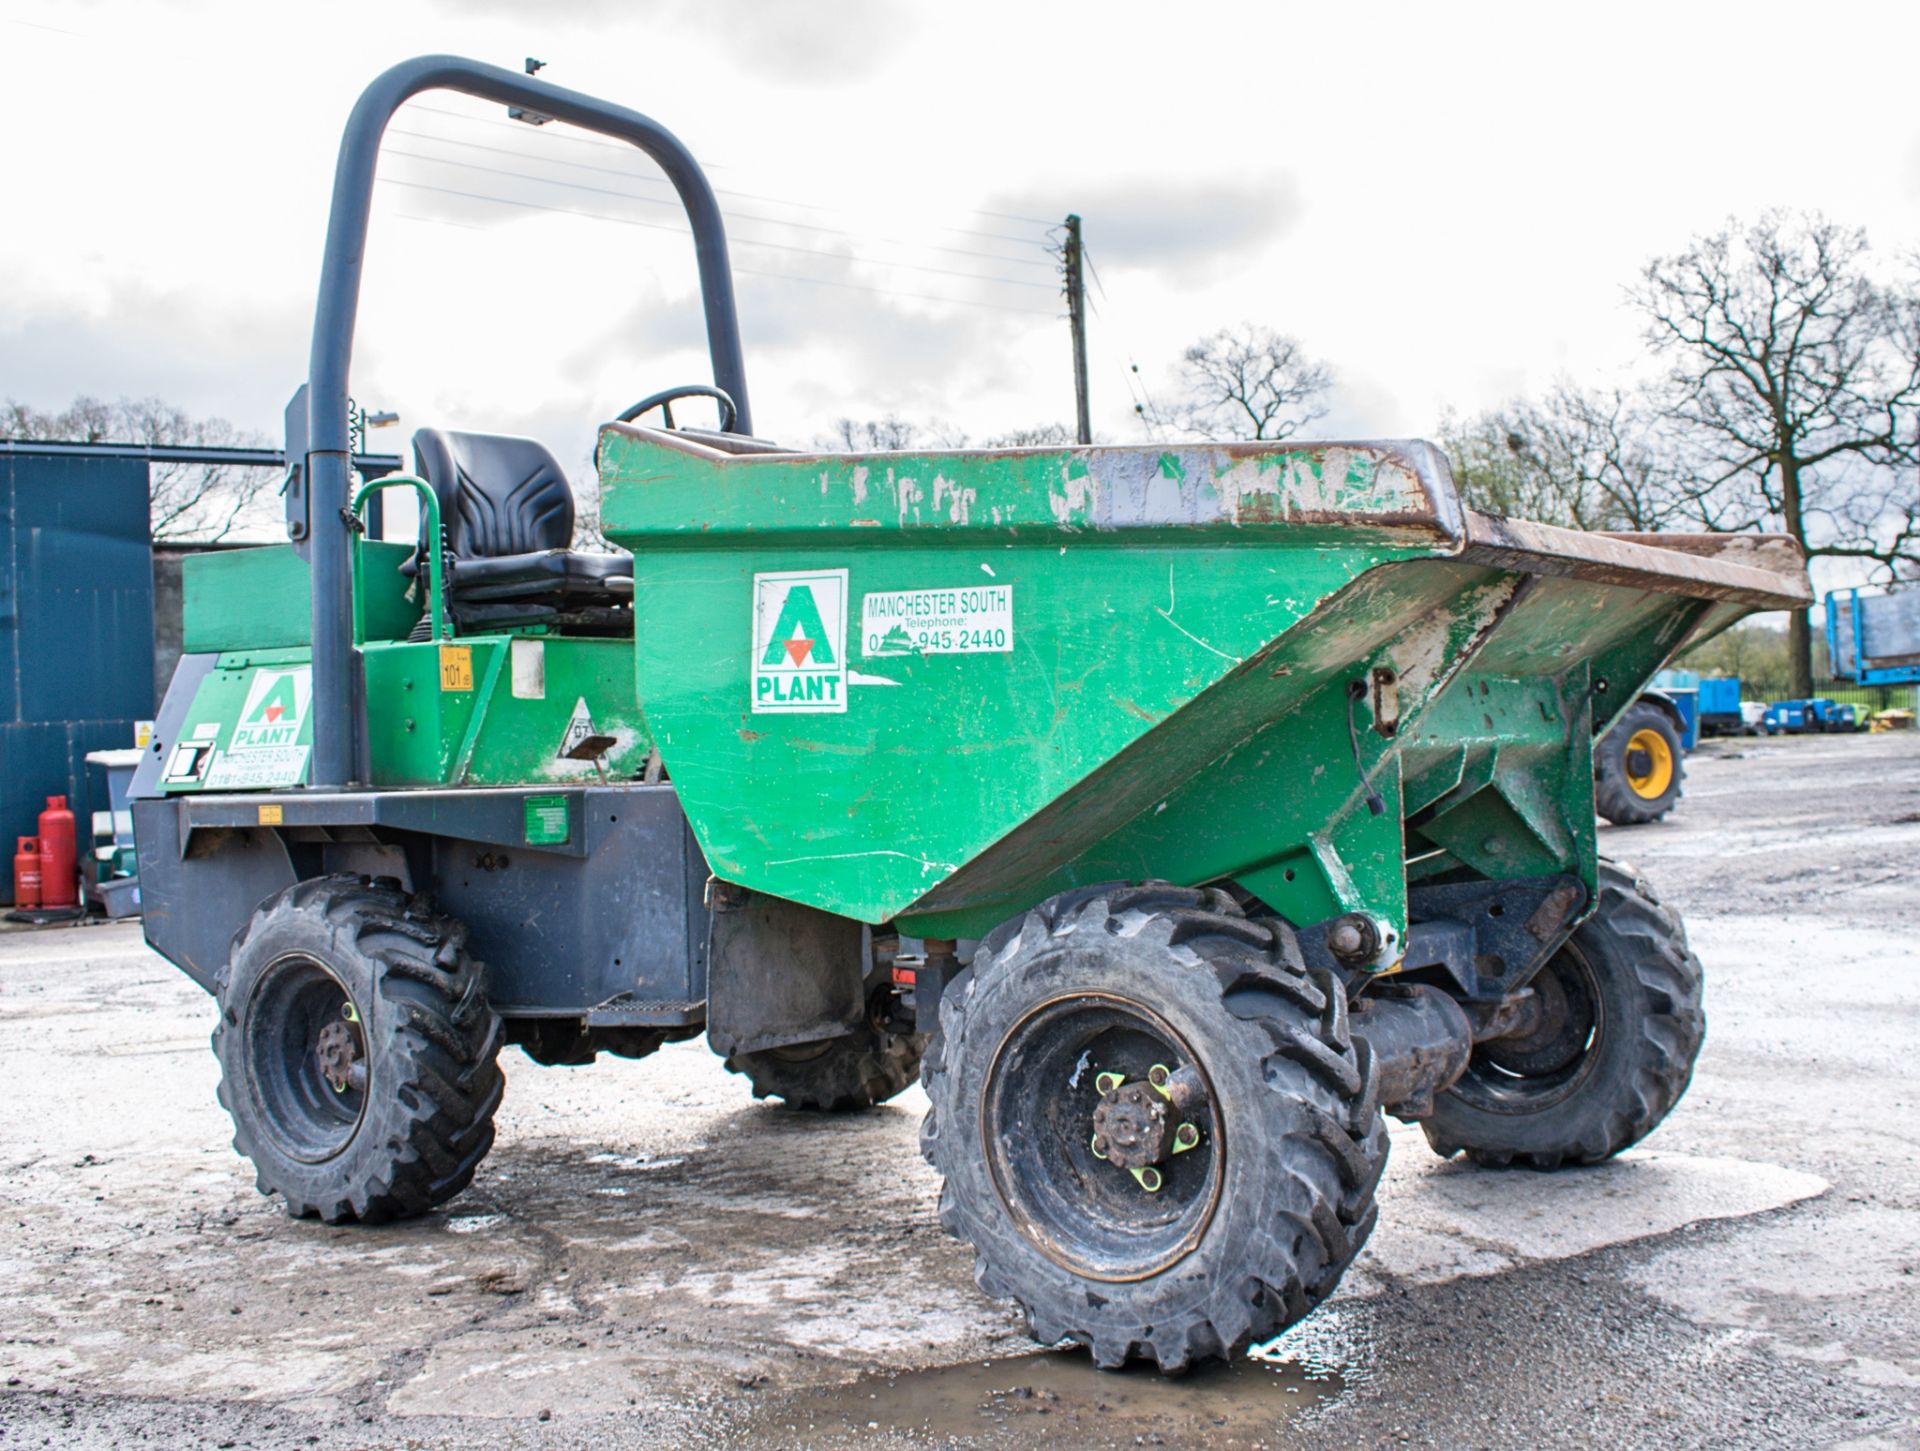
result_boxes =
[600,422,1812,608]
[1462,514,1812,610]
[600,424,1467,540]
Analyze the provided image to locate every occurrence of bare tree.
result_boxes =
[815,415,969,452]
[1445,384,1687,531]
[1635,211,1920,694]
[4,394,275,542]
[983,422,1076,448]
[1148,324,1333,441]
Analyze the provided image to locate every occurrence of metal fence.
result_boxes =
[1737,677,1919,713]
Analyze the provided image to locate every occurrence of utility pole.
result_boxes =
[1063,214,1091,445]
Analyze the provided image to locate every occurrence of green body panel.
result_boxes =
[162,637,651,792]
[361,635,652,786]
[600,428,1807,945]
[183,543,417,653]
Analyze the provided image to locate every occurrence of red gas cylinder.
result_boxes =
[36,797,77,909]
[12,837,42,909]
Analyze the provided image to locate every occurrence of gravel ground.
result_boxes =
[1,728,1916,1449]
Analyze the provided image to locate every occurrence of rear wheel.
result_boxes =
[725,986,926,1111]
[214,875,504,1222]
[921,883,1386,1372]
[1596,701,1685,824]
[1422,860,1703,1169]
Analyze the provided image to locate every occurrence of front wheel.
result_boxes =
[1422,860,1703,1170]
[214,875,504,1222]
[921,883,1387,1373]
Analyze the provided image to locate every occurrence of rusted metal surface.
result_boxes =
[1348,984,1475,1119]
[1463,514,1810,608]
[602,424,1465,541]
[1091,1079,1185,1170]
[314,1015,366,1095]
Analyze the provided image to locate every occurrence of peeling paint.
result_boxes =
[931,473,976,527]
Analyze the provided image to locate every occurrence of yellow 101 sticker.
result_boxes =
[439,644,474,692]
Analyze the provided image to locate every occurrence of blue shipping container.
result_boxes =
[0,453,155,901]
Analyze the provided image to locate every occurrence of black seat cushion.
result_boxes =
[411,429,631,615]
[447,549,633,602]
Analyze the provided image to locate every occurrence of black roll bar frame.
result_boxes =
[302,55,751,787]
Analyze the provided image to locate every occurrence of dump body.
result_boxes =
[601,427,1808,945]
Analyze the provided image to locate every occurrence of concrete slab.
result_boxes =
[1362,1129,1829,1287]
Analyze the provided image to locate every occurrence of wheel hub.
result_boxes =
[314,1006,366,1095]
[982,994,1225,1281]
[1089,1064,1205,1192]
[1091,1080,1174,1166]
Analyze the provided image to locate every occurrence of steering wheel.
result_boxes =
[617,385,738,433]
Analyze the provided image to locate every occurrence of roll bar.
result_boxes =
[299,55,751,787]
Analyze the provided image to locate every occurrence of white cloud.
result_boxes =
[3,0,1919,484]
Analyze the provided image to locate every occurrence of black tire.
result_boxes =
[1596,700,1685,825]
[213,875,505,1222]
[920,883,1387,1373]
[1422,860,1702,1170]
[725,987,926,1111]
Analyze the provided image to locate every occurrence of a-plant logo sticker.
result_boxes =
[752,569,847,713]
[231,667,311,750]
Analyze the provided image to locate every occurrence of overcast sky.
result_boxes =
[6,0,1920,537]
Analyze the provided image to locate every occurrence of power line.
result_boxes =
[729,263,1056,316]
[379,150,1057,291]
[387,127,1056,273]
[382,186,1059,317]
[1084,246,1163,438]
[405,101,1054,246]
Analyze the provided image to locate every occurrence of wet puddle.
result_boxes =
[736,1345,1342,1448]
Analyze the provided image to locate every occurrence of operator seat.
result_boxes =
[409,429,633,628]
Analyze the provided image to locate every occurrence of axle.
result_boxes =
[1349,982,1547,1119]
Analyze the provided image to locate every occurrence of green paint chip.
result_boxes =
[524,795,569,845]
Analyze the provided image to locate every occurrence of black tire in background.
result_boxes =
[1422,859,1703,1170]
[213,875,504,1222]
[725,985,926,1111]
[921,883,1387,1372]
[1595,699,1686,825]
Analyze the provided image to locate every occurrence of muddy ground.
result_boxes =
[1,729,1917,1449]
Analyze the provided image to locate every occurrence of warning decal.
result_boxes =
[752,568,848,713]
[557,697,602,759]
[861,585,1013,657]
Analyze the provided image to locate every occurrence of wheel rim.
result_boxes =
[981,992,1223,1283]
[1623,727,1675,799]
[1453,944,1604,1115]
[244,953,368,1163]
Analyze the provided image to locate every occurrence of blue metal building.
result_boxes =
[0,451,155,899]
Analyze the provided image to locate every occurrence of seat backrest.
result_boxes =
[412,429,575,560]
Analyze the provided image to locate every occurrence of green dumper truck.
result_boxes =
[130,57,1811,1372]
